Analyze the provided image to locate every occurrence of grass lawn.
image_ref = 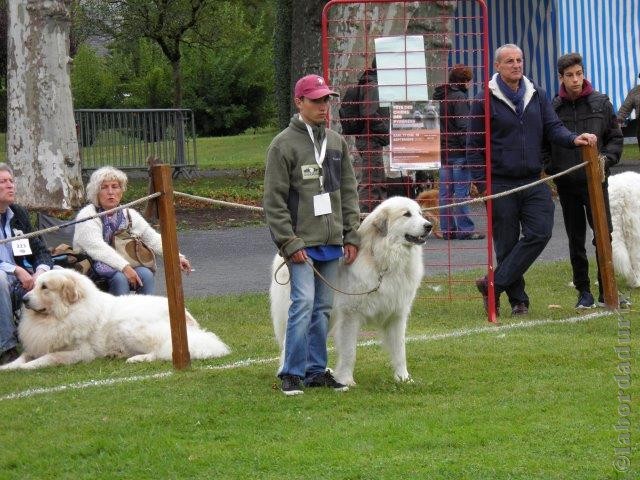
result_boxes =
[0,261,637,479]
[195,129,276,170]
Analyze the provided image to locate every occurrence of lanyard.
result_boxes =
[305,123,327,189]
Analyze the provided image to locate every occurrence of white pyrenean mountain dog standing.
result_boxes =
[608,171,640,288]
[1,269,230,370]
[270,196,431,386]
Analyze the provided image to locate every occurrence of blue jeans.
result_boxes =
[0,271,18,353]
[439,157,475,238]
[280,258,338,381]
[108,266,155,296]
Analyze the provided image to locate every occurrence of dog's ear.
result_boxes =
[372,210,389,237]
[61,274,84,304]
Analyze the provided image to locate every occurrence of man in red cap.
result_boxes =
[264,74,361,395]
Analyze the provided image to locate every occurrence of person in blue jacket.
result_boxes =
[466,44,596,317]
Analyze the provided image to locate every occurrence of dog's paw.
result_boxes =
[0,361,24,370]
[335,375,356,387]
[126,353,155,363]
[394,372,413,383]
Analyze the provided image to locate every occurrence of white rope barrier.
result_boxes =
[0,192,162,245]
[0,159,600,246]
[419,161,589,213]
[173,191,263,212]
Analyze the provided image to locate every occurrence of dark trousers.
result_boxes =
[491,182,554,307]
[556,180,612,299]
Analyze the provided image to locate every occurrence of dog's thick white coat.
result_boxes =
[609,171,640,288]
[1,269,230,370]
[270,197,431,385]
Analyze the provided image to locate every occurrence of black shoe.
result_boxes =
[306,370,348,392]
[0,346,19,366]
[475,277,500,316]
[511,303,529,316]
[575,291,596,309]
[280,374,304,396]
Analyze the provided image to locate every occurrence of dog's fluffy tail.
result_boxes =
[269,254,290,349]
[187,328,231,359]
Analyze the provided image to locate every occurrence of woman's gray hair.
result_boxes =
[85,166,128,207]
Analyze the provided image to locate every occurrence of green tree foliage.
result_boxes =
[75,0,274,135]
[182,3,274,135]
[70,44,118,108]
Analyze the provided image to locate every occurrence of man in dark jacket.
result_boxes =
[354,60,390,213]
[433,64,484,240]
[544,52,623,309]
[0,163,53,364]
[467,44,596,317]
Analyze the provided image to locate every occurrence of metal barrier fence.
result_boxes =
[74,109,197,175]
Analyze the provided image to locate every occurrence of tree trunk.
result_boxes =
[278,1,455,132]
[7,0,83,210]
[290,0,327,87]
[273,0,292,130]
[171,56,182,108]
[324,2,454,130]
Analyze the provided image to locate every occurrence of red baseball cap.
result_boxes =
[294,74,338,99]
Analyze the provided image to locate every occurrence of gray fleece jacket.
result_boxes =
[263,115,360,258]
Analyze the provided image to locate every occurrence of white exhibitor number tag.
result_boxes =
[11,230,32,256]
[313,193,332,216]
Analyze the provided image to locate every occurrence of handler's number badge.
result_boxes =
[313,192,331,216]
[11,229,32,256]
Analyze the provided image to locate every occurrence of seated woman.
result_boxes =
[73,166,191,295]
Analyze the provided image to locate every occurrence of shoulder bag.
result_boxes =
[112,209,157,272]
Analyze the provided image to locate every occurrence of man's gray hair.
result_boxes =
[0,163,14,177]
[494,44,523,63]
[85,166,128,207]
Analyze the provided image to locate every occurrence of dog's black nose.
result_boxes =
[425,223,433,233]
[22,296,30,307]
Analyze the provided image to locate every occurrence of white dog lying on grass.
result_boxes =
[270,196,431,386]
[1,269,230,370]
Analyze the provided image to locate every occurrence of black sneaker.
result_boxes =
[306,370,349,392]
[575,291,596,309]
[280,374,304,396]
[511,302,529,316]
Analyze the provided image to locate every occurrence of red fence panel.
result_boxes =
[322,0,497,321]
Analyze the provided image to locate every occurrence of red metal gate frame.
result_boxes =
[321,0,497,322]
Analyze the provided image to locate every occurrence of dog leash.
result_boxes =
[273,258,387,296]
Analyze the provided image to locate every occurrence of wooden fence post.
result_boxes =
[581,145,618,309]
[152,164,191,369]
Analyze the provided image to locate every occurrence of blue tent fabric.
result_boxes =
[451,0,640,111]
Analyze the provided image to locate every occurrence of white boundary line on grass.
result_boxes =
[0,311,613,402]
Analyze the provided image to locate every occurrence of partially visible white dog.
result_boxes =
[609,171,640,288]
[270,196,431,386]
[1,269,230,370]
